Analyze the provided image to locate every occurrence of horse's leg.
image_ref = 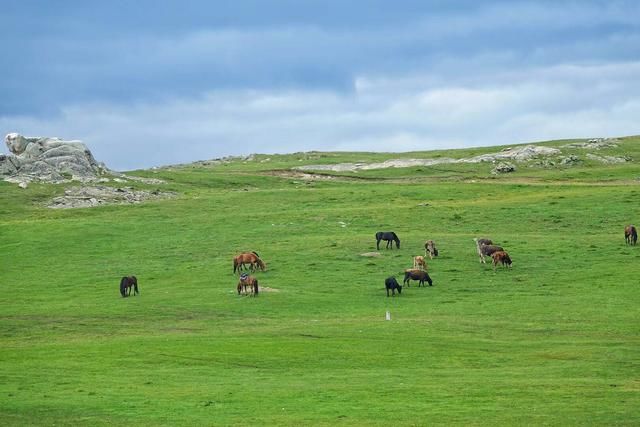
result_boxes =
[376,239,380,250]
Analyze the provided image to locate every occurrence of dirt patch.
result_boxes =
[259,286,280,292]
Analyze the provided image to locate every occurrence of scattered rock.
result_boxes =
[47,186,176,209]
[491,162,516,174]
[586,153,630,164]
[295,145,561,172]
[559,155,581,166]
[562,138,619,150]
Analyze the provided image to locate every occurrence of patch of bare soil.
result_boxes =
[360,252,382,257]
[259,286,280,292]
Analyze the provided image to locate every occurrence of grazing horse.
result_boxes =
[491,251,512,271]
[237,274,259,296]
[424,240,439,259]
[413,255,427,271]
[474,238,503,264]
[233,252,266,273]
[403,269,433,287]
[625,225,638,245]
[376,232,400,250]
[119,276,138,297]
[385,277,402,297]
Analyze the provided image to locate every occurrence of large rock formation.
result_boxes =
[1,133,109,184]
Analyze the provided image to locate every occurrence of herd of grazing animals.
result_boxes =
[119,224,638,297]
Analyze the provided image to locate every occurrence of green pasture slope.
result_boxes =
[1,137,639,426]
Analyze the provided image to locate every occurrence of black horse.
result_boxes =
[385,277,402,297]
[120,276,139,297]
[376,231,400,250]
[403,269,433,287]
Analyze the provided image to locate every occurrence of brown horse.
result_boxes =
[237,274,259,296]
[233,252,266,273]
[625,225,637,245]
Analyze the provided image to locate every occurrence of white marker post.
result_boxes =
[385,311,391,321]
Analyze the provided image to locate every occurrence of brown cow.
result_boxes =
[491,251,512,271]
[424,240,439,259]
[474,238,503,264]
[625,225,637,245]
[403,269,433,287]
[413,255,427,271]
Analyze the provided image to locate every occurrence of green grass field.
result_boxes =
[1,137,639,426]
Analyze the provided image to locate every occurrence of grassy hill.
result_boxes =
[1,136,639,425]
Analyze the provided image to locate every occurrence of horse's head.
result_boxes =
[397,285,402,294]
[395,238,401,249]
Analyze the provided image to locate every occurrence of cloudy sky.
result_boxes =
[2,0,639,170]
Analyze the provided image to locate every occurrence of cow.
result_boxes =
[491,251,512,271]
[413,255,427,271]
[625,225,638,245]
[403,269,433,287]
[424,240,439,259]
[474,238,503,264]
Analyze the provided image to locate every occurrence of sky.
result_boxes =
[1,0,639,170]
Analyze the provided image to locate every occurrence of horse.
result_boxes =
[424,240,439,259]
[237,274,259,296]
[233,252,266,273]
[403,269,433,287]
[385,277,402,296]
[491,251,512,271]
[413,255,427,271]
[625,225,637,245]
[119,276,139,297]
[376,231,400,250]
[474,238,503,264]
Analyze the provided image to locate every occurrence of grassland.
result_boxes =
[1,137,639,426]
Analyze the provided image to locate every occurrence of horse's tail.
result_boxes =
[254,279,259,295]
[233,257,238,273]
[133,279,139,295]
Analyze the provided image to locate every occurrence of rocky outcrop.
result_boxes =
[586,153,631,164]
[562,138,619,150]
[47,186,176,209]
[295,145,561,172]
[1,133,109,185]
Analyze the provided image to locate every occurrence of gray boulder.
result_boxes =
[491,162,516,174]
